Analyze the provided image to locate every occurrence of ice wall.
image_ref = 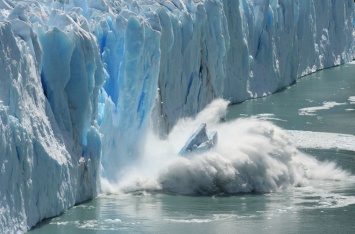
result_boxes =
[155,0,355,130]
[0,2,102,233]
[0,0,354,232]
[223,0,355,102]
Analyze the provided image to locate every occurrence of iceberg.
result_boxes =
[0,0,354,232]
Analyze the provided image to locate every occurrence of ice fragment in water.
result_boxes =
[179,123,218,156]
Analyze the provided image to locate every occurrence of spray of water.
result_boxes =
[101,99,350,195]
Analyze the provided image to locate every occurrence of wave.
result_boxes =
[101,99,351,195]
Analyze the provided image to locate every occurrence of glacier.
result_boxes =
[0,0,354,232]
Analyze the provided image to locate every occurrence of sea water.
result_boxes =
[30,62,355,233]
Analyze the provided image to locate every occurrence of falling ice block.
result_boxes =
[179,123,218,156]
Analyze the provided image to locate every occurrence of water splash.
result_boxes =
[101,99,350,195]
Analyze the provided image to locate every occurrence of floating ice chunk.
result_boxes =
[287,130,355,152]
[298,102,346,116]
[348,96,355,104]
[179,123,218,156]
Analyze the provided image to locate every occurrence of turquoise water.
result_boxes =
[30,63,355,233]
[226,63,355,135]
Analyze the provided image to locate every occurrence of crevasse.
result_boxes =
[0,0,354,232]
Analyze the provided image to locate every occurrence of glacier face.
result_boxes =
[0,2,102,233]
[0,0,354,232]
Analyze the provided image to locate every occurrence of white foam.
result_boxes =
[295,183,355,209]
[299,102,346,116]
[348,96,355,104]
[50,219,122,230]
[164,218,213,223]
[164,214,247,223]
[102,100,350,195]
[252,113,287,122]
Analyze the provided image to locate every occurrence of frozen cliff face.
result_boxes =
[0,2,102,233]
[223,0,355,103]
[0,0,354,232]
[87,0,355,136]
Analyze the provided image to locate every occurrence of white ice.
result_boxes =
[287,130,355,152]
[298,101,347,116]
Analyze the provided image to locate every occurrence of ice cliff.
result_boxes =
[0,1,102,233]
[0,0,354,232]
